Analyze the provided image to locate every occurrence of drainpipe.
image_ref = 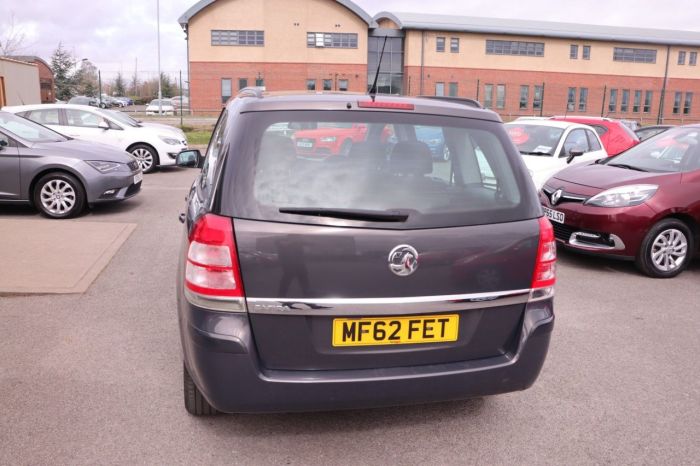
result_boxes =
[658,45,671,124]
[420,31,425,95]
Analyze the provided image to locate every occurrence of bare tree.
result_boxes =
[0,14,28,55]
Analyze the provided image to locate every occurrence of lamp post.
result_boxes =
[82,58,102,107]
[157,0,162,115]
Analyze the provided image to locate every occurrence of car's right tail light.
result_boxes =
[185,214,244,301]
[530,216,556,301]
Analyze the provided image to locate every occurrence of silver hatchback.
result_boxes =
[0,111,142,218]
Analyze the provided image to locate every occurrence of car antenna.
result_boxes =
[368,36,388,102]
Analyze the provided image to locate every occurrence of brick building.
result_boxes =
[0,57,41,107]
[179,0,700,124]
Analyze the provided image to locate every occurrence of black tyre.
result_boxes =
[33,172,86,219]
[130,144,159,174]
[340,139,353,156]
[635,218,693,278]
[183,363,217,416]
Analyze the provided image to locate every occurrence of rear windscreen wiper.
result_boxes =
[521,151,551,156]
[608,163,648,172]
[279,207,409,222]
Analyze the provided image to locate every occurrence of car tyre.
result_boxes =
[130,144,159,174]
[340,139,353,156]
[183,363,217,416]
[33,172,86,219]
[635,218,693,278]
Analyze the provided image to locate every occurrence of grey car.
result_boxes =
[176,91,556,415]
[0,111,142,218]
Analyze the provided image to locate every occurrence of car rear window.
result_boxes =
[220,111,538,229]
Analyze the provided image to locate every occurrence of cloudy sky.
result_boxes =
[2,0,699,82]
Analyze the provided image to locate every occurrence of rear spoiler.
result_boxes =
[418,96,483,109]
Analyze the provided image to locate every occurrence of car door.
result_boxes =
[0,131,21,200]
[23,108,65,135]
[62,108,112,144]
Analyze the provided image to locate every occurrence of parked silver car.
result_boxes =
[0,111,143,218]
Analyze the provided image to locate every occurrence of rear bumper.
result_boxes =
[179,298,554,413]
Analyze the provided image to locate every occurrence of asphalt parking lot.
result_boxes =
[1,167,699,465]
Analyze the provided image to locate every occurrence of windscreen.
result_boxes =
[223,111,537,229]
[604,127,700,173]
[505,123,564,156]
[105,110,139,127]
[0,112,67,143]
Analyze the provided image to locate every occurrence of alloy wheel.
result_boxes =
[132,148,154,171]
[650,228,688,272]
[40,179,76,215]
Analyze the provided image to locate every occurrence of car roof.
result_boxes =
[228,92,502,122]
[2,103,105,113]
[505,119,590,130]
[551,116,620,125]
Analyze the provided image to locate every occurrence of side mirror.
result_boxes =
[176,149,202,168]
[0,139,7,150]
[566,148,585,164]
[98,121,110,130]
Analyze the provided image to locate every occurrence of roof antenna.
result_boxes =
[368,36,388,102]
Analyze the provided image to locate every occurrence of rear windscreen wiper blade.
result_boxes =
[279,207,409,222]
[521,151,551,156]
[608,163,648,172]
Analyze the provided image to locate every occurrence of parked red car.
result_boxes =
[292,122,369,156]
[550,116,640,156]
[540,125,700,278]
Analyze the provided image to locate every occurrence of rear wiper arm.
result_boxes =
[521,151,551,156]
[608,163,648,172]
[279,207,409,222]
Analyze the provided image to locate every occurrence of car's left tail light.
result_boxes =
[530,216,556,301]
[185,214,245,309]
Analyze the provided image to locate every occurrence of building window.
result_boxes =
[255,77,264,87]
[533,85,543,110]
[436,37,446,53]
[484,84,493,108]
[367,36,404,95]
[450,38,459,53]
[582,45,591,60]
[678,51,687,65]
[633,90,642,113]
[613,47,657,63]
[609,89,618,113]
[448,82,458,97]
[211,30,264,46]
[435,82,445,97]
[570,45,578,59]
[567,87,576,111]
[644,91,653,113]
[221,78,232,104]
[306,79,316,91]
[621,89,630,112]
[338,79,349,92]
[323,79,332,91]
[486,39,544,57]
[579,88,588,112]
[684,92,693,115]
[519,85,529,109]
[690,52,698,66]
[673,91,682,114]
[306,32,358,49]
[496,84,506,109]
[238,78,248,90]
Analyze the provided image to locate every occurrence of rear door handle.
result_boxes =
[178,213,186,224]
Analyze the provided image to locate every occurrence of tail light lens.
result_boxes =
[185,214,244,298]
[531,217,556,299]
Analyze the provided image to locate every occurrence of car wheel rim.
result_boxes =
[40,179,76,215]
[132,148,154,171]
[651,228,688,272]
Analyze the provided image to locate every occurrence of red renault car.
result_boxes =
[551,116,640,156]
[540,125,700,278]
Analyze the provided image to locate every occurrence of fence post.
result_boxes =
[475,79,480,102]
[539,82,545,117]
[600,85,607,117]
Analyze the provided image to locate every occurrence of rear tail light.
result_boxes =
[185,214,244,299]
[530,216,556,301]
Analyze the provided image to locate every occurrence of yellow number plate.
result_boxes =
[332,315,459,347]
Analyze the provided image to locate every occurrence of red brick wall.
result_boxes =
[190,62,367,112]
[404,66,700,124]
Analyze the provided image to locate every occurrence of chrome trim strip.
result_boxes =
[247,289,532,316]
[569,232,626,251]
[184,288,247,313]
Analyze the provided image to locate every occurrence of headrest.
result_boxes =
[389,141,433,175]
